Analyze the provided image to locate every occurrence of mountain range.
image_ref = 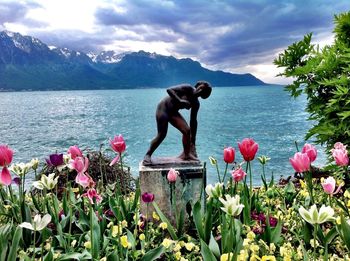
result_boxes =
[0,31,265,91]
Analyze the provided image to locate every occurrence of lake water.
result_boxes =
[0,86,324,184]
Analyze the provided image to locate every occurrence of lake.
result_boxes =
[0,85,324,184]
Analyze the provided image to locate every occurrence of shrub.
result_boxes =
[274,11,350,153]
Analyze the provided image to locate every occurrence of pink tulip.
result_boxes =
[332,149,349,166]
[67,145,83,159]
[333,142,347,151]
[232,167,246,182]
[69,156,89,174]
[0,145,13,167]
[238,138,259,162]
[223,147,235,164]
[302,144,317,163]
[167,168,178,183]
[110,135,126,153]
[289,152,311,173]
[322,176,342,195]
[110,135,126,166]
[84,188,102,204]
[0,167,11,186]
[75,172,90,188]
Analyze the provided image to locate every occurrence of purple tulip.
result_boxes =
[141,192,155,203]
[46,153,64,167]
[12,176,21,186]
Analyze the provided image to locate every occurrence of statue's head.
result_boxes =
[195,81,212,99]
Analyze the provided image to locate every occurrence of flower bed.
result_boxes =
[0,136,349,260]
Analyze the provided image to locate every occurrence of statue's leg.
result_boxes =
[169,113,197,161]
[144,114,168,164]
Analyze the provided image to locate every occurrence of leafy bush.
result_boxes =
[274,11,350,153]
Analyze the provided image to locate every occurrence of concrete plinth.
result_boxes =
[139,157,206,224]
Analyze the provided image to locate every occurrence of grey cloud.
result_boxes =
[0,1,42,25]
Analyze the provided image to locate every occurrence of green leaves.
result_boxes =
[275,11,350,151]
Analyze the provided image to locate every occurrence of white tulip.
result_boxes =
[205,182,223,198]
[19,214,51,231]
[33,173,58,190]
[219,194,244,217]
[299,204,335,225]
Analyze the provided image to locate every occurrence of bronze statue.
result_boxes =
[143,81,212,165]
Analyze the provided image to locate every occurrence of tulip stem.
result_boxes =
[119,152,125,194]
[32,231,36,261]
[89,203,94,258]
[215,163,221,183]
[313,225,317,258]
[222,163,228,184]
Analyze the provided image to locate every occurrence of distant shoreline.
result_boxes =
[0,84,284,93]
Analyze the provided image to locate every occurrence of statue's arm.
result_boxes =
[190,102,200,145]
[167,85,192,108]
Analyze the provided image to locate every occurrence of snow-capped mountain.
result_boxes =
[0,31,265,91]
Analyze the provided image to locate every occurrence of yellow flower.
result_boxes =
[120,235,129,248]
[243,238,250,247]
[283,256,292,261]
[121,220,128,228]
[44,242,51,250]
[153,211,160,221]
[344,190,350,198]
[107,222,113,228]
[53,252,61,259]
[269,243,276,253]
[112,225,121,237]
[84,241,91,249]
[162,238,173,248]
[173,243,182,252]
[336,216,341,225]
[180,258,188,261]
[184,242,195,251]
[300,180,306,189]
[237,249,248,261]
[250,244,259,253]
[261,256,276,261]
[175,251,182,260]
[72,187,79,193]
[247,231,256,240]
[179,240,185,247]
[100,258,107,261]
[159,222,168,230]
[250,255,261,261]
[220,253,233,261]
[139,233,145,241]
[347,200,350,208]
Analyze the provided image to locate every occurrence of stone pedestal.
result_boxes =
[139,157,206,224]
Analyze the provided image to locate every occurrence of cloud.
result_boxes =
[0,0,349,83]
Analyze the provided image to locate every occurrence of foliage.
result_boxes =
[274,11,350,152]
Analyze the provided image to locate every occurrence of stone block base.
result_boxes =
[139,157,206,224]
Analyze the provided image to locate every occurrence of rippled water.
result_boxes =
[0,86,324,184]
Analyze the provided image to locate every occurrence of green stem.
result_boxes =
[32,231,36,261]
[313,225,317,258]
[215,163,221,183]
[90,203,94,258]
[67,203,73,252]
[222,163,228,184]
[146,203,149,246]
[227,217,233,261]
[41,240,44,261]
[248,161,252,194]
[230,177,233,196]
[119,152,125,193]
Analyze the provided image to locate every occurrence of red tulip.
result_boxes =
[110,135,126,153]
[0,167,11,186]
[232,167,246,182]
[69,156,89,174]
[67,145,83,159]
[141,192,155,203]
[167,168,178,183]
[223,147,235,163]
[238,138,259,162]
[289,152,311,173]
[302,144,317,162]
[0,145,13,167]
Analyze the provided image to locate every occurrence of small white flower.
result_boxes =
[299,204,335,225]
[205,182,223,198]
[9,162,32,176]
[19,214,51,231]
[33,173,58,190]
[30,158,40,171]
[219,194,244,217]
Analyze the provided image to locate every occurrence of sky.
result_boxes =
[0,0,349,84]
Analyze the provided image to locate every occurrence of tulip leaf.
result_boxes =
[325,227,338,245]
[140,245,164,261]
[193,201,205,241]
[340,215,350,251]
[91,208,101,259]
[127,229,136,250]
[271,219,283,244]
[152,202,178,240]
[200,239,217,261]
[204,198,214,243]
[208,233,220,258]
[8,226,22,261]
